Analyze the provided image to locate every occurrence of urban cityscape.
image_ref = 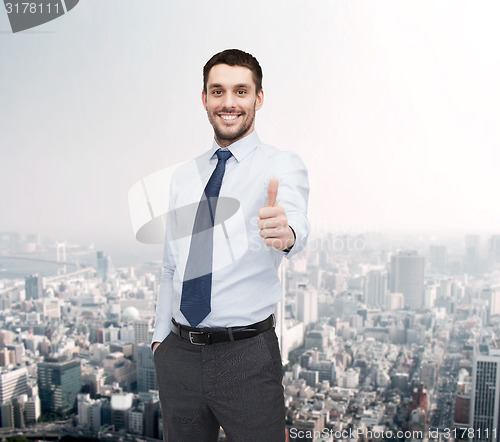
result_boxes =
[1,230,500,441]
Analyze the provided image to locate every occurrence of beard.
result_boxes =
[207,103,256,145]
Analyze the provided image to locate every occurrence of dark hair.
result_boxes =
[203,49,263,93]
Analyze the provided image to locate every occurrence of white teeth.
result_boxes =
[221,115,238,121]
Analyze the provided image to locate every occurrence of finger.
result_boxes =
[266,178,279,207]
[264,237,285,249]
[260,227,280,238]
[258,218,278,230]
[258,205,284,220]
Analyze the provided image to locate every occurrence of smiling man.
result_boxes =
[152,49,309,442]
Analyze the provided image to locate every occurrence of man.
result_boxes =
[152,49,309,442]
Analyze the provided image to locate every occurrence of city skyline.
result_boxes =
[2,228,500,439]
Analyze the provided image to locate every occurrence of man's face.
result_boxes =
[202,64,264,147]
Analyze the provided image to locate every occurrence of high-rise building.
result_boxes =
[465,235,481,275]
[129,408,144,435]
[136,343,157,392]
[81,366,105,396]
[0,330,14,347]
[420,360,438,391]
[37,298,61,320]
[144,399,160,439]
[96,251,109,282]
[488,235,500,266]
[24,395,41,423]
[133,318,153,345]
[309,360,335,383]
[38,358,81,414]
[365,270,387,308]
[390,251,425,310]
[296,288,318,327]
[77,394,102,431]
[480,288,500,325]
[11,396,26,429]
[470,340,500,441]
[7,343,25,365]
[133,318,153,361]
[111,393,133,431]
[0,367,28,404]
[0,348,10,366]
[0,402,14,428]
[304,330,326,351]
[25,274,43,300]
[454,381,471,428]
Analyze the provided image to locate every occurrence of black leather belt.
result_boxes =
[171,315,275,345]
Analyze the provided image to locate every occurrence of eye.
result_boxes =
[236,90,246,95]
[212,90,222,95]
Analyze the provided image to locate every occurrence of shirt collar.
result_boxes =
[210,130,260,163]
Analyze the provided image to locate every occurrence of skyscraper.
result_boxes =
[390,251,425,310]
[96,251,109,282]
[296,288,318,327]
[133,318,153,361]
[25,274,43,300]
[77,394,102,430]
[465,235,481,275]
[480,288,500,325]
[488,235,500,267]
[136,343,157,392]
[144,398,160,439]
[0,367,28,404]
[38,358,81,414]
[470,340,500,442]
[365,270,387,308]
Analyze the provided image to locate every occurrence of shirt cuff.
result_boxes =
[151,321,172,351]
[286,215,307,255]
[282,226,296,253]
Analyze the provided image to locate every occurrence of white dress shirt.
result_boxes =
[152,131,309,344]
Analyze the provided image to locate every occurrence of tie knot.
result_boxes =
[216,149,232,162]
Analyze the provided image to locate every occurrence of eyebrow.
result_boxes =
[208,83,252,90]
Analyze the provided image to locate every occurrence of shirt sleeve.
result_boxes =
[272,151,310,259]
[151,177,177,349]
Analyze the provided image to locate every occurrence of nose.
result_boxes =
[222,93,236,110]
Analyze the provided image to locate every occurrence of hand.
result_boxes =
[257,178,295,251]
[152,341,161,355]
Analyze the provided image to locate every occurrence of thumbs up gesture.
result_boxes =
[257,178,295,251]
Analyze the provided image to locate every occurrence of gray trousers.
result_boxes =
[153,327,285,442]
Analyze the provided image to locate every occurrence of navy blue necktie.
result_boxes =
[180,149,233,326]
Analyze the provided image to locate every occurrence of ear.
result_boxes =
[255,88,264,111]
[202,90,207,111]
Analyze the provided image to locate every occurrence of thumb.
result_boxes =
[266,178,279,207]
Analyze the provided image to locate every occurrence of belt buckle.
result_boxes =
[189,331,206,345]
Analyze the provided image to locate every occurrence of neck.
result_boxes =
[214,128,255,148]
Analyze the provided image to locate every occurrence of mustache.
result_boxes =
[219,108,245,114]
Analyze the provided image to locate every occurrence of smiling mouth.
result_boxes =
[219,114,240,122]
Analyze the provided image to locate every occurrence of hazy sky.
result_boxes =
[1,1,499,260]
